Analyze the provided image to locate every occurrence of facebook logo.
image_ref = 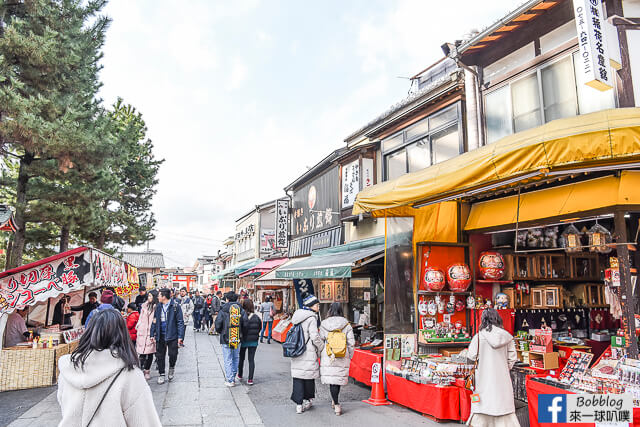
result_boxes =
[539,394,567,423]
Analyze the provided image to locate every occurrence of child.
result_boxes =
[126,303,140,345]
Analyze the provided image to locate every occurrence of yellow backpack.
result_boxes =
[326,326,347,358]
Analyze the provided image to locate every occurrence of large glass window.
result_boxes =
[485,86,511,143]
[381,103,461,181]
[511,73,542,133]
[542,57,577,122]
[384,217,414,334]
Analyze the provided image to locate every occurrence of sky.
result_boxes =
[98,0,521,267]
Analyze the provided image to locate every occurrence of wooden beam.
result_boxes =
[614,211,639,358]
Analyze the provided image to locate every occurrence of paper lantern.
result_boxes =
[478,251,505,280]
[423,267,445,291]
[447,263,471,292]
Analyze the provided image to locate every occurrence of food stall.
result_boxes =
[350,109,640,423]
[0,247,135,391]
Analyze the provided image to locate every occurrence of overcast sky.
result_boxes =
[98,0,520,267]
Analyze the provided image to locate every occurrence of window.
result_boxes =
[484,52,616,144]
[381,103,461,180]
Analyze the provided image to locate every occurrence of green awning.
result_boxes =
[212,266,235,280]
[276,237,384,279]
[234,258,262,276]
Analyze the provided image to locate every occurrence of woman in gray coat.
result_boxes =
[289,294,323,414]
[319,302,355,416]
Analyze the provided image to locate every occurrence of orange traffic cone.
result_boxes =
[363,365,391,406]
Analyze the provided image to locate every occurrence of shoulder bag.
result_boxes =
[464,336,480,391]
[86,368,125,427]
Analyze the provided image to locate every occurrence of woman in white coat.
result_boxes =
[57,308,161,427]
[289,294,323,414]
[467,308,519,427]
[319,302,355,416]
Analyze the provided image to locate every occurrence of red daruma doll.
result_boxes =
[423,267,445,291]
[447,263,471,292]
[478,251,505,280]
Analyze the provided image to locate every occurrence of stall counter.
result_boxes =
[385,373,461,422]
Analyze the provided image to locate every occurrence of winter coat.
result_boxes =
[319,316,355,386]
[179,296,194,319]
[241,312,262,345]
[289,309,323,380]
[209,295,221,315]
[85,304,117,328]
[71,301,99,325]
[214,302,246,345]
[467,327,518,417]
[193,296,205,315]
[126,312,139,342]
[57,350,161,427]
[150,300,185,341]
[136,302,156,355]
[111,294,126,312]
[134,294,147,312]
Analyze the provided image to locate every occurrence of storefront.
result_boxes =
[351,108,640,423]
[0,247,135,391]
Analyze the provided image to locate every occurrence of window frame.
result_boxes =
[382,102,463,181]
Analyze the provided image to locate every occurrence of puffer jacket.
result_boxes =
[319,316,355,386]
[241,312,262,345]
[289,309,323,380]
[136,302,156,355]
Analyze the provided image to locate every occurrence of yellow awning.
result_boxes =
[465,171,640,231]
[353,108,640,215]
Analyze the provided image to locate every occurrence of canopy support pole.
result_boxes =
[44,299,51,327]
[614,210,639,358]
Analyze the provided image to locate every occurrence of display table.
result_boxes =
[348,349,382,386]
[272,319,292,343]
[526,376,640,427]
[385,373,461,421]
[0,342,77,391]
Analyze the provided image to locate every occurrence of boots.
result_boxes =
[334,404,342,416]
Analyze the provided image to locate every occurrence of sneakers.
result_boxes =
[168,367,175,381]
[334,404,342,416]
[302,399,312,411]
[296,405,303,414]
[237,375,243,380]
[224,381,235,387]
[157,375,165,385]
[143,370,151,380]
[247,379,254,385]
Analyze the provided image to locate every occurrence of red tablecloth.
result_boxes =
[348,349,382,386]
[526,376,640,427]
[455,378,472,422]
[385,374,460,421]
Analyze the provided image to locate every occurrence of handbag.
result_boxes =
[464,336,480,391]
[86,368,124,427]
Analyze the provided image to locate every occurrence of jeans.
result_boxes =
[291,378,315,404]
[193,311,202,330]
[156,336,178,375]
[238,346,257,380]
[222,344,240,383]
[260,320,273,340]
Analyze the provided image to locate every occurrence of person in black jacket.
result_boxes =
[134,286,148,312]
[52,295,73,326]
[214,291,246,386]
[71,292,99,325]
[150,288,185,385]
[238,298,262,385]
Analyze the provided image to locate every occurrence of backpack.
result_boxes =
[325,326,348,358]
[282,323,308,358]
[228,304,242,349]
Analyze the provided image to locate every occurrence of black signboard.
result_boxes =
[291,167,340,238]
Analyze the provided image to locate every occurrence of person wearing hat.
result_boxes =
[289,294,323,414]
[85,290,118,327]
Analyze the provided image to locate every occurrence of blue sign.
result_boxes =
[539,394,566,423]
[293,279,315,308]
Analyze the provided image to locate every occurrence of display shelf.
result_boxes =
[476,279,513,284]
[417,290,473,296]
[418,341,471,347]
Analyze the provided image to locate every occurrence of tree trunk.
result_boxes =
[7,153,33,268]
[59,224,70,253]
[96,232,106,250]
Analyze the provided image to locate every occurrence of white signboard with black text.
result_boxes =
[275,199,289,249]
[573,0,613,91]
[342,160,359,208]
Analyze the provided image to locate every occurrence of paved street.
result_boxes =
[4,326,454,426]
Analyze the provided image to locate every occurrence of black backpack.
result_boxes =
[282,323,308,358]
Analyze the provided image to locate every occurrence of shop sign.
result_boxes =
[573,0,613,91]
[260,229,276,254]
[0,250,92,314]
[92,251,128,289]
[293,279,315,308]
[277,266,352,280]
[236,224,255,241]
[362,158,374,189]
[311,232,333,251]
[275,199,289,249]
[342,160,359,208]
[292,167,340,238]
[63,327,85,343]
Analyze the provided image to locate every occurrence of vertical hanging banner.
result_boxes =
[275,199,289,249]
[342,160,360,209]
[573,0,613,91]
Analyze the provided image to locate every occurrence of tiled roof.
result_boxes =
[120,252,165,269]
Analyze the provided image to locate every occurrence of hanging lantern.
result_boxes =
[560,224,582,253]
[478,251,505,280]
[447,263,472,292]
[423,267,445,291]
[587,223,612,253]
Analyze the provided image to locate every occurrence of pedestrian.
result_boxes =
[466,308,519,427]
[239,287,249,301]
[238,298,261,385]
[57,309,162,427]
[177,287,194,327]
[259,295,275,344]
[137,290,158,380]
[126,303,140,346]
[105,286,126,312]
[134,286,148,312]
[319,302,355,416]
[203,294,212,330]
[208,290,222,335]
[70,291,99,325]
[289,294,323,414]
[192,290,205,332]
[85,289,117,327]
[214,291,246,387]
[150,288,185,385]
[52,295,73,326]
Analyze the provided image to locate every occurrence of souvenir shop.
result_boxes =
[0,247,137,391]
[350,109,640,424]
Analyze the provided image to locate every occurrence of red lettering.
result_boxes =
[63,256,79,270]
[40,264,54,280]
[61,271,79,286]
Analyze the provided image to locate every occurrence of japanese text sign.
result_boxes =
[573,0,613,91]
[342,160,359,208]
[275,199,289,249]
[92,250,128,289]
